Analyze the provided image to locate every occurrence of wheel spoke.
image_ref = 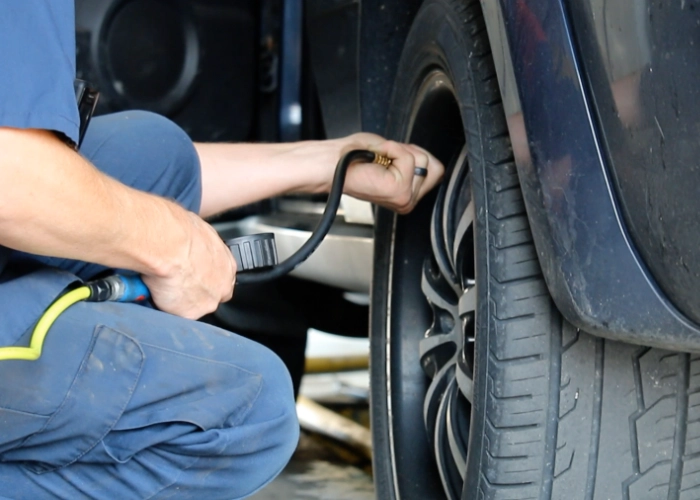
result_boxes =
[434,377,464,500]
[420,332,460,380]
[458,286,477,318]
[430,181,460,292]
[445,379,468,479]
[453,200,475,284]
[419,332,458,361]
[442,146,470,275]
[421,259,457,313]
[423,363,455,444]
[455,358,474,402]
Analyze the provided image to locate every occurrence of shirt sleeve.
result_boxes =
[0,0,79,144]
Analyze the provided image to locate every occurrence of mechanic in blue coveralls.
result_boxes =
[0,2,444,499]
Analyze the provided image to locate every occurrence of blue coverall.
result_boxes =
[0,2,300,499]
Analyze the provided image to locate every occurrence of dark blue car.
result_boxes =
[75,0,700,497]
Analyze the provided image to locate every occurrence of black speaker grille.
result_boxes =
[76,0,257,142]
[105,0,187,102]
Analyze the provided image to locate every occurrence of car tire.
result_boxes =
[370,0,700,498]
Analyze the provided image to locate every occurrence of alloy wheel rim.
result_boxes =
[419,145,474,499]
[402,70,474,499]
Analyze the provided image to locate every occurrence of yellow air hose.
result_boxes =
[0,286,90,361]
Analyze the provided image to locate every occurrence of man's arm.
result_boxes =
[196,133,444,218]
[0,127,236,319]
[0,126,443,320]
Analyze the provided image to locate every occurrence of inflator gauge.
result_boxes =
[0,149,389,361]
[226,233,278,272]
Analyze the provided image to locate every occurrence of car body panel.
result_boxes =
[566,0,700,327]
[486,0,700,349]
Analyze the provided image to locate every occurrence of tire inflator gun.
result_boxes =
[0,149,388,361]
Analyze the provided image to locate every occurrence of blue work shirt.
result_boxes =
[0,1,81,345]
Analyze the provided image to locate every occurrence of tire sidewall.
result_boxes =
[372,0,496,496]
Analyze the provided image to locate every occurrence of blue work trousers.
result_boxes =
[0,112,299,499]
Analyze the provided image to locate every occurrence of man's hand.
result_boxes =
[142,210,237,320]
[0,127,236,321]
[338,132,445,214]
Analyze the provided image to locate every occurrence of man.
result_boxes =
[0,1,443,499]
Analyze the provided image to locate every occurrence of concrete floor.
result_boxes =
[251,331,376,500]
[250,440,375,500]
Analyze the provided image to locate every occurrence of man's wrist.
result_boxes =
[290,138,347,194]
[134,198,192,279]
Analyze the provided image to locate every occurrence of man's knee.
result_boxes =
[84,110,202,212]
[167,343,299,499]
[113,330,299,499]
[230,343,300,496]
[252,346,300,469]
[140,111,202,211]
[125,111,200,185]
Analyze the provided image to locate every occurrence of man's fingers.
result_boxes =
[414,166,428,177]
[359,138,445,213]
[406,146,430,171]
[370,140,411,181]
[404,144,444,205]
[415,161,444,202]
[410,174,427,207]
[372,142,430,182]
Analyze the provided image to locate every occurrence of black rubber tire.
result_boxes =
[370,1,699,499]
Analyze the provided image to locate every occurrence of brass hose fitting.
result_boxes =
[374,153,392,167]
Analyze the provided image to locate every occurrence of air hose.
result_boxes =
[0,287,91,361]
[0,149,388,361]
[235,149,379,283]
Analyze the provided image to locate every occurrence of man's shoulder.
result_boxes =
[0,0,79,144]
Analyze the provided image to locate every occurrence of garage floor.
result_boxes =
[250,331,376,500]
[249,434,375,500]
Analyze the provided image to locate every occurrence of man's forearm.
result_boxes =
[196,140,344,218]
[0,127,189,277]
[195,133,443,218]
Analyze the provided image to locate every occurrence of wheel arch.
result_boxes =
[488,0,700,350]
[357,0,423,134]
[305,0,423,138]
[305,0,516,138]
